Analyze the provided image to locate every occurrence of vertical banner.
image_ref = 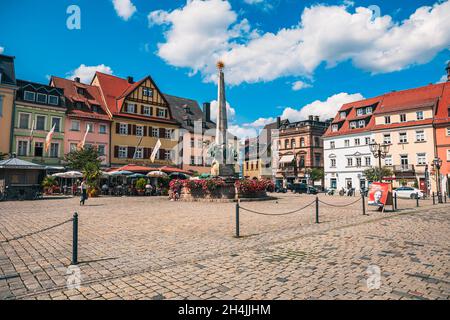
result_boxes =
[150,139,161,163]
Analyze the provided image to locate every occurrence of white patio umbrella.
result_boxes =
[52,171,83,178]
[147,171,168,177]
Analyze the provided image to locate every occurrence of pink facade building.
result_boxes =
[50,76,111,166]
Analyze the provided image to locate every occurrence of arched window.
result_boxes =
[291,139,296,148]
[300,138,305,147]
[284,139,289,149]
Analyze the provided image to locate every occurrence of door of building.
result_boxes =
[419,178,428,194]
[330,178,337,189]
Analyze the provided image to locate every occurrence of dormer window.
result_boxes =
[350,121,357,129]
[331,124,338,132]
[48,95,59,105]
[36,93,47,104]
[77,88,85,95]
[366,106,373,114]
[358,120,365,128]
[143,87,153,97]
[356,108,364,116]
[24,91,35,102]
[340,111,346,119]
[92,105,99,113]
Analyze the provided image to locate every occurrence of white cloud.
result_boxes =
[439,74,448,83]
[228,124,258,139]
[244,92,364,128]
[0,47,4,54]
[66,64,114,84]
[150,0,450,85]
[209,99,236,122]
[112,0,137,21]
[291,80,312,91]
[243,0,278,11]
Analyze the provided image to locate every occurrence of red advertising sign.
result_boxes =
[368,182,390,207]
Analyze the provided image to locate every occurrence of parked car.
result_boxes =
[275,186,288,193]
[393,187,424,199]
[291,183,318,195]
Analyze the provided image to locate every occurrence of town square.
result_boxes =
[1,0,450,304]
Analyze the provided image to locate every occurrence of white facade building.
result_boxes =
[324,133,375,192]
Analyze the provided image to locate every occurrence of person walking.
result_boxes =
[80,179,88,206]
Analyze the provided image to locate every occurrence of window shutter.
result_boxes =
[164,109,168,118]
[160,128,166,139]
[128,146,135,159]
[159,148,166,160]
[143,126,147,136]
[114,146,119,158]
[132,125,137,135]
[149,126,153,136]
[128,124,132,134]
[116,123,120,134]
[140,106,144,114]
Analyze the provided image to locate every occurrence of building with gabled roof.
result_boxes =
[91,72,179,167]
[0,54,18,156]
[13,79,66,166]
[50,76,112,166]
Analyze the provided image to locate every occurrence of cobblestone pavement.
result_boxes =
[0,193,448,300]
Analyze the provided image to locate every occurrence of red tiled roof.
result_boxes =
[434,81,450,125]
[51,76,111,121]
[324,96,383,137]
[324,81,450,137]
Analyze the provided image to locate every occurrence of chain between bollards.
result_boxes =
[72,212,78,265]
[235,201,240,238]
[315,196,319,224]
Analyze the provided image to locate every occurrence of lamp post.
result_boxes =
[369,140,390,182]
[432,157,443,204]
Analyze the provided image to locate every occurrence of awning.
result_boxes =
[279,155,295,164]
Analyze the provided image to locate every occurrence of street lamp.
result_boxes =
[369,140,390,181]
[432,157,443,203]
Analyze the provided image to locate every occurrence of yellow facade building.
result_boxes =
[0,55,17,156]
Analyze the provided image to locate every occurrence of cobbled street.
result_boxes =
[0,194,449,300]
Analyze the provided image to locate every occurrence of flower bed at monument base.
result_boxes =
[170,178,274,202]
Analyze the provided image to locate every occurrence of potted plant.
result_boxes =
[42,176,57,195]
[135,178,147,196]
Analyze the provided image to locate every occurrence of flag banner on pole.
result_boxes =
[133,136,144,159]
[150,139,161,163]
[44,124,56,153]
[77,124,90,150]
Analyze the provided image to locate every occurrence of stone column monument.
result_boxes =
[210,61,236,177]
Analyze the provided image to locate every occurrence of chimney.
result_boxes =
[446,61,450,82]
[314,116,320,122]
[202,102,211,122]
[308,115,314,121]
[74,77,80,83]
[276,116,281,129]
[127,76,134,84]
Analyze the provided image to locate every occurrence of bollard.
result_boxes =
[72,212,78,265]
[394,192,398,211]
[445,194,447,203]
[315,196,319,224]
[362,193,367,215]
[416,195,419,207]
[432,192,435,205]
[235,201,240,238]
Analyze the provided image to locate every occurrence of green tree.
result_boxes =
[65,147,102,189]
[65,146,101,171]
[306,168,324,183]
[363,166,393,182]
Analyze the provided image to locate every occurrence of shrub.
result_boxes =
[235,178,274,194]
[135,178,147,191]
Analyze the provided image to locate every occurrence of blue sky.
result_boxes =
[1,0,449,137]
